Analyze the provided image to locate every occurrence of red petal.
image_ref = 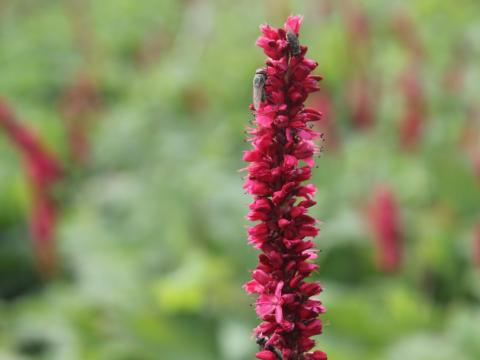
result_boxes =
[256,350,277,360]
[284,15,303,34]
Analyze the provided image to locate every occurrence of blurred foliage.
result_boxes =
[0,0,480,359]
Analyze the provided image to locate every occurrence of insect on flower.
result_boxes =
[253,68,267,111]
[286,30,301,56]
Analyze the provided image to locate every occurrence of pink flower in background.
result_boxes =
[59,72,101,165]
[341,0,371,53]
[29,191,58,274]
[317,0,335,19]
[309,92,338,151]
[458,106,480,182]
[339,2,380,130]
[473,154,480,182]
[346,75,376,129]
[0,103,62,188]
[474,224,480,268]
[0,101,63,275]
[398,63,424,110]
[244,15,327,360]
[391,9,427,151]
[391,10,424,60]
[399,110,423,150]
[442,41,469,94]
[398,61,426,150]
[369,186,403,273]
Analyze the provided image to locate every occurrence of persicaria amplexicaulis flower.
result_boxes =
[341,3,376,130]
[473,154,480,182]
[368,185,403,273]
[392,11,426,151]
[0,100,63,275]
[474,224,480,268]
[59,72,101,165]
[398,61,426,151]
[310,92,338,151]
[243,16,327,360]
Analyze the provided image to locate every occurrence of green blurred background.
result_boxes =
[1,0,480,359]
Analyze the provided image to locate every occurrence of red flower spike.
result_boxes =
[244,16,326,359]
[474,224,480,268]
[397,60,426,150]
[346,75,376,129]
[391,10,424,60]
[0,100,63,276]
[369,185,403,273]
[473,154,480,182]
[59,72,101,165]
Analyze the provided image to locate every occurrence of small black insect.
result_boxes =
[288,128,301,143]
[286,30,301,56]
[256,336,283,359]
[256,336,267,347]
[267,345,283,360]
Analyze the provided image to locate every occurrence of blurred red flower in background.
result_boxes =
[346,75,376,129]
[0,101,63,276]
[59,72,101,165]
[474,224,480,268]
[391,10,424,60]
[459,106,480,182]
[341,2,377,130]
[390,10,427,151]
[369,185,404,273]
[309,92,338,151]
[398,61,427,150]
